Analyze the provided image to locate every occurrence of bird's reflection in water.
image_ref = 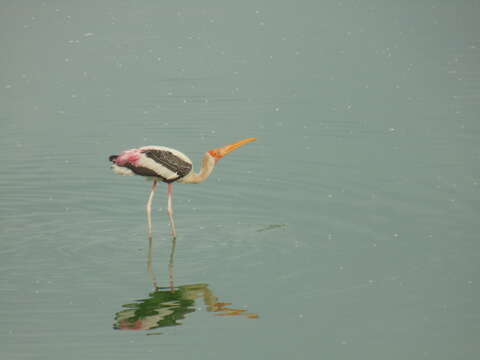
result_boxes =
[114,236,258,331]
[114,283,258,331]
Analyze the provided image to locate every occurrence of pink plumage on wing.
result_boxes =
[115,149,142,166]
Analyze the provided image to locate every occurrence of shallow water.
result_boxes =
[1,1,479,359]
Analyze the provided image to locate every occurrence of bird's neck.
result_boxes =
[179,153,216,184]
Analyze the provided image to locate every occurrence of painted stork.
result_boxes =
[109,137,256,239]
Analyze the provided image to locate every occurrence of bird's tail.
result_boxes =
[109,155,118,162]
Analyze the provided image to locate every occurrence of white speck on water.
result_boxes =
[393,233,399,238]
[388,127,396,132]
[5,84,12,89]
[274,107,280,112]
[84,32,94,37]
[65,58,70,62]
[299,314,304,318]
[328,194,333,198]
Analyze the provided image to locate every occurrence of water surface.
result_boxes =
[1,1,479,359]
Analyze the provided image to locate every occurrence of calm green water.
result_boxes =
[1,1,479,359]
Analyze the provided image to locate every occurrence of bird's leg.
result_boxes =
[146,180,158,289]
[167,183,177,239]
[146,180,158,240]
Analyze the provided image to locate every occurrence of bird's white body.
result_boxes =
[111,164,135,176]
[111,145,194,183]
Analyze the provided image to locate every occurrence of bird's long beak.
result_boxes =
[208,137,256,160]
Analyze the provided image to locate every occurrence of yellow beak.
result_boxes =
[208,137,256,160]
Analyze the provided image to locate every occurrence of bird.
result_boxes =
[109,137,256,239]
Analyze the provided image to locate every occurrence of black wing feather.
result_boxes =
[143,150,192,179]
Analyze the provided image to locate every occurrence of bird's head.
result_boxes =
[208,137,256,163]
